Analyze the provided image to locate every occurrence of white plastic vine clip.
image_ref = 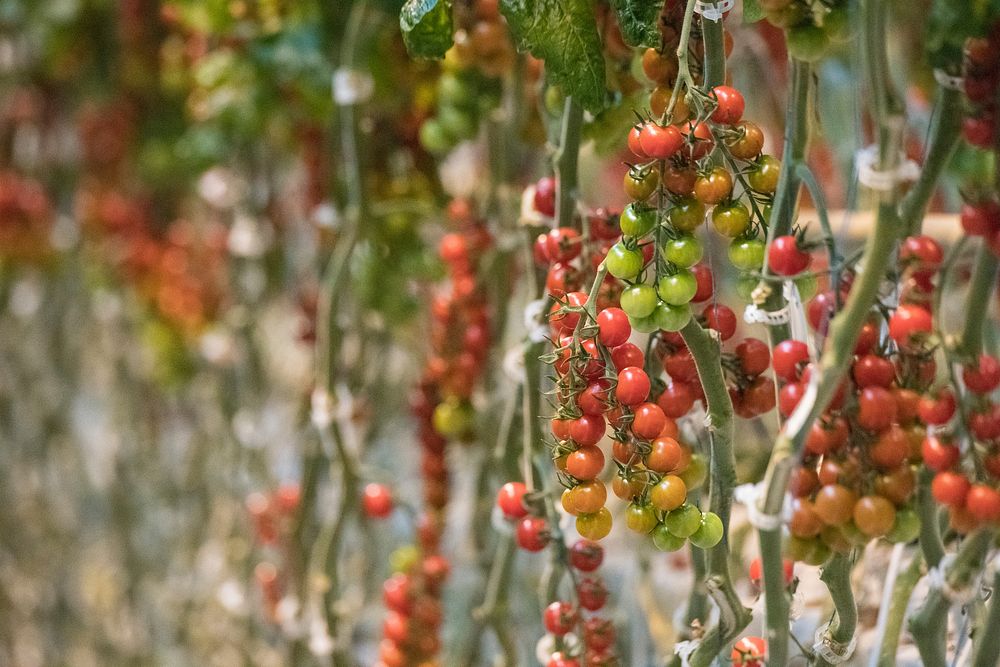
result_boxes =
[693,0,734,22]
[502,344,527,383]
[933,68,964,92]
[743,302,791,326]
[783,280,810,346]
[927,554,979,605]
[311,387,336,429]
[854,145,920,191]
[812,620,857,664]
[332,67,374,106]
[734,483,785,531]
[673,639,700,667]
[524,298,550,343]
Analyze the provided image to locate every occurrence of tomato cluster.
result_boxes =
[540,540,619,667]
[419,1,506,155]
[375,550,451,667]
[245,484,301,620]
[376,200,493,667]
[780,236,946,563]
[961,28,1000,150]
[758,0,851,63]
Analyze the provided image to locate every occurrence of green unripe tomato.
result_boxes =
[390,545,421,573]
[419,119,453,155]
[437,105,477,141]
[629,311,660,333]
[823,7,852,43]
[711,202,751,238]
[625,502,659,534]
[668,196,706,232]
[679,453,708,490]
[786,24,830,63]
[786,535,816,562]
[765,4,807,28]
[606,243,645,280]
[652,523,687,551]
[689,511,724,549]
[728,238,766,270]
[620,203,657,237]
[432,398,474,438]
[657,270,697,305]
[653,301,691,332]
[437,73,472,107]
[663,234,703,267]
[620,283,658,319]
[803,539,832,566]
[544,85,565,115]
[748,155,781,194]
[665,503,703,538]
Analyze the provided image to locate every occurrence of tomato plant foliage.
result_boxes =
[400,0,454,59]
[500,0,607,111]
[609,0,663,48]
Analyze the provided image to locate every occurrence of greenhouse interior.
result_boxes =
[5,1,1000,666]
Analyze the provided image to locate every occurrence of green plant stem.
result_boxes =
[553,96,583,230]
[917,468,946,568]
[700,15,725,88]
[909,529,996,667]
[900,87,963,235]
[814,553,857,667]
[972,569,1000,667]
[958,243,999,358]
[677,320,751,666]
[876,551,924,666]
[759,58,813,345]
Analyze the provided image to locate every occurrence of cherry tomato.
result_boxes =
[632,402,668,440]
[641,47,677,83]
[657,270,697,305]
[616,366,651,406]
[657,381,696,419]
[668,196,706,232]
[515,515,549,551]
[693,166,733,205]
[805,416,848,455]
[731,637,766,667]
[710,86,745,125]
[778,381,806,417]
[853,495,896,537]
[690,511,724,548]
[967,484,1000,522]
[628,125,647,158]
[768,235,810,276]
[691,263,715,302]
[932,471,971,507]
[665,503,703,538]
[711,201,751,237]
[619,202,657,237]
[888,304,933,347]
[703,304,737,340]
[789,497,823,537]
[650,474,687,511]
[625,502,659,533]
[543,600,578,636]
[813,484,857,526]
[583,616,616,651]
[646,436,683,472]
[570,414,606,446]
[735,337,770,375]
[576,507,613,540]
[853,354,896,388]
[605,242,645,279]
[663,162,697,195]
[639,123,684,160]
[727,121,764,159]
[596,307,630,348]
[870,425,910,470]
[363,483,394,518]
[577,576,609,611]
[857,386,898,432]
[662,234,703,267]
[569,539,604,571]
[534,176,556,216]
[963,354,1000,393]
[728,237,765,270]
[611,342,645,370]
[623,166,658,201]
[620,283,658,319]
[922,434,961,472]
[496,481,528,519]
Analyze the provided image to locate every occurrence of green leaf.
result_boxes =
[400,0,453,59]
[609,0,662,48]
[742,0,765,24]
[500,0,607,112]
